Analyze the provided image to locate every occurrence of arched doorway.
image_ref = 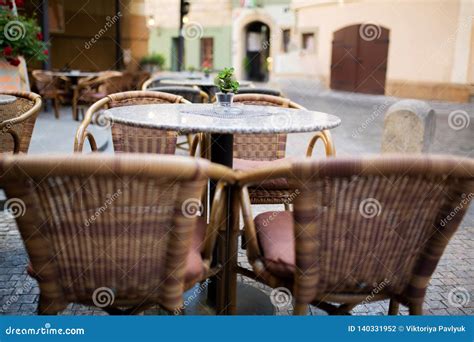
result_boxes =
[244,21,270,82]
[330,24,390,95]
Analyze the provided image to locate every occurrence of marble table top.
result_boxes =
[104,103,341,134]
[50,71,101,78]
[0,94,17,105]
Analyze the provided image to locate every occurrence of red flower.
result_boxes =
[8,58,21,67]
[43,49,49,55]
[37,32,43,41]
[16,0,25,6]
[3,46,13,56]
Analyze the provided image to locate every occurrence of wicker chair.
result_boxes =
[148,86,209,103]
[237,87,283,97]
[235,155,474,315]
[0,91,42,154]
[0,153,235,315]
[74,90,191,154]
[32,70,69,119]
[141,76,173,90]
[72,73,125,121]
[205,93,335,206]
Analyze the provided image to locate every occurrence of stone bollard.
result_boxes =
[381,99,436,153]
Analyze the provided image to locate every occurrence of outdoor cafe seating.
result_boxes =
[0,76,473,317]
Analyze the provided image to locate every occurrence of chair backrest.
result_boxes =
[148,86,208,103]
[0,91,42,154]
[141,76,166,90]
[233,94,304,161]
[74,91,191,154]
[248,156,474,306]
[237,87,283,97]
[0,153,233,314]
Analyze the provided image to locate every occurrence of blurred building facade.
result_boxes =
[147,0,473,101]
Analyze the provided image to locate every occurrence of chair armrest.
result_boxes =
[74,97,110,152]
[306,129,335,157]
[0,96,42,128]
[74,130,98,152]
[190,133,201,157]
[239,185,264,271]
[2,128,21,153]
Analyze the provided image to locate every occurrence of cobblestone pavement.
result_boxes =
[1,79,472,315]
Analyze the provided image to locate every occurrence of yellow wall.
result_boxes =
[286,0,472,86]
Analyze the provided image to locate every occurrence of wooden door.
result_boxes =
[330,24,389,95]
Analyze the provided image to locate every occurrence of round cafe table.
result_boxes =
[104,103,341,314]
[160,78,253,97]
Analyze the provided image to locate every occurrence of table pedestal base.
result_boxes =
[185,282,275,315]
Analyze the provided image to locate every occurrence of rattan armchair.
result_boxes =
[235,155,474,315]
[236,87,283,97]
[0,153,235,315]
[74,90,191,155]
[72,73,125,121]
[32,70,69,119]
[212,93,335,206]
[0,91,42,154]
[148,86,209,103]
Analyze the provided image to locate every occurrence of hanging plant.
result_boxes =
[0,3,48,66]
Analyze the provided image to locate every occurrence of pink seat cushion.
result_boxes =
[254,211,295,278]
[28,218,207,286]
[233,158,291,190]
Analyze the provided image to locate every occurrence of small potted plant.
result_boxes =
[214,67,239,107]
[201,60,211,78]
[139,53,165,73]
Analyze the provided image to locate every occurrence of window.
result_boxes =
[282,29,290,53]
[302,33,315,53]
[200,38,214,68]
